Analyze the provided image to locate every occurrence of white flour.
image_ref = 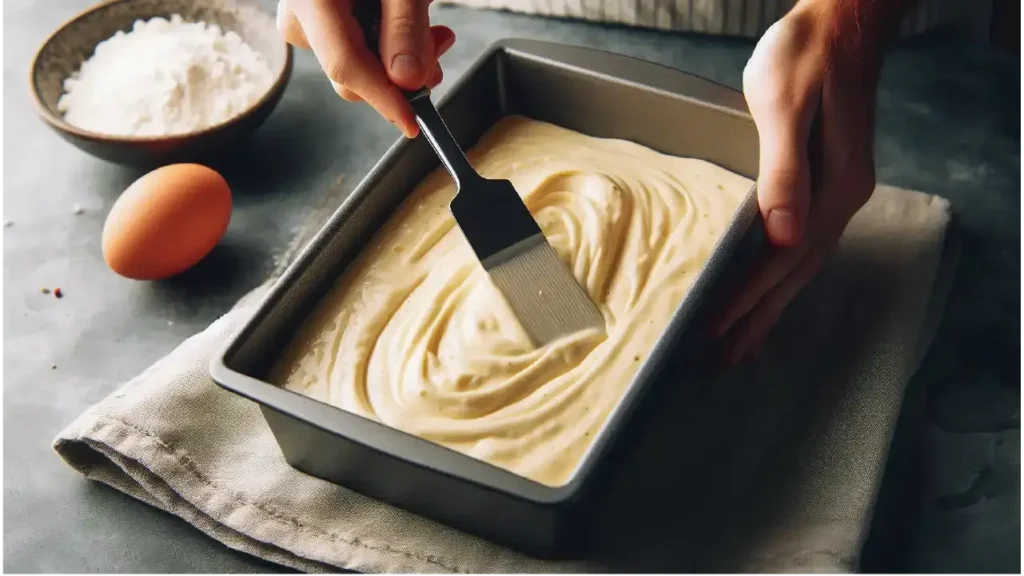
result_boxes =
[57,15,274,137]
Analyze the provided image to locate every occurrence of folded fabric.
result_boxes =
[54,184,958,573]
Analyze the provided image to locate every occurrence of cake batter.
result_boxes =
[270,116,751,486]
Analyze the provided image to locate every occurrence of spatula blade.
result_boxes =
[485,235,604,346]
[351,0,602,346]
[449,177,604,346]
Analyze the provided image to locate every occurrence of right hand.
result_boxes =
[710,0,884,364]
[277,0,456,138]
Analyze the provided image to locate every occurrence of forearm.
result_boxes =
[794,0,917,61]
[794,0,915,79]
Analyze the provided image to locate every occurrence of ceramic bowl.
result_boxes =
[29,0,293,167]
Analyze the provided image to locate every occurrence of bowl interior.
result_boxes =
[32,0,289,129]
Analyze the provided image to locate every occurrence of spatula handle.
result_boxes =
[351,1,478,189]
[406,93,480,189]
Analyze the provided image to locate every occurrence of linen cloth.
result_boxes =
[54,184,958,573]
[433,0,993,41]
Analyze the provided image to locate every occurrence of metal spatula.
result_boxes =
[355,6,604,347]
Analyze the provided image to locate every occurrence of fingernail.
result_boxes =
[390,54,422,82]
[766,208,798,245]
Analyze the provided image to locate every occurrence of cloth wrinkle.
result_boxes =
[52,184,958,573]
[91,414,473,574]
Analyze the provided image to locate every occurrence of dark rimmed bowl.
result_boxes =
[29,0,293,167]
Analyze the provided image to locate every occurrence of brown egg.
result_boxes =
[102,164,232,280]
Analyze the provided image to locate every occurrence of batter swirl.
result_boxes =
[270,117,751,486]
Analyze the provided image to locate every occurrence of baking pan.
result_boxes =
[211,38,764,558]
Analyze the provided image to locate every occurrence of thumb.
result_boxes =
[752,101,816,247]
[380,0,433,89]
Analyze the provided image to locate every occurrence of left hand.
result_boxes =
[710,0,883,365]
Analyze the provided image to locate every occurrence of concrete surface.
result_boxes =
[3,0,1019,572]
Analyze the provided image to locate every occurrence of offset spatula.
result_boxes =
[354,4,604,347]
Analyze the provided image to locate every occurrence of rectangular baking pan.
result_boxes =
[211,38,764,559]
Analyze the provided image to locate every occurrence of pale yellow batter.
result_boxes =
[270,116,751,486]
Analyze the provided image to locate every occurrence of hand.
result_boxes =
[277,0,456,138]
[711,0,887,364]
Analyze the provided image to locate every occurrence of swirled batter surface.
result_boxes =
[271,117,751,486]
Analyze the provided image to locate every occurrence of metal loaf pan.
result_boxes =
[211,39,764,559]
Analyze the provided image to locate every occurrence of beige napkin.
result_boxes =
[54,184,958,573]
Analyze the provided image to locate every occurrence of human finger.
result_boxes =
[371,32,451,119]
[331,80,363,102]
[710,243,807,339]
[430,25,456,59]
[722,240,833,365]
[291,0,417,136]
[426,26,454,89]
[285,7,456,69]
[742,21,821,248]
[426,64,443,88]
[748,92,817,247]
[277,0,310,49]
[381,0,433,89]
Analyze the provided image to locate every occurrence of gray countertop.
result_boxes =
[3,0,1019,572]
